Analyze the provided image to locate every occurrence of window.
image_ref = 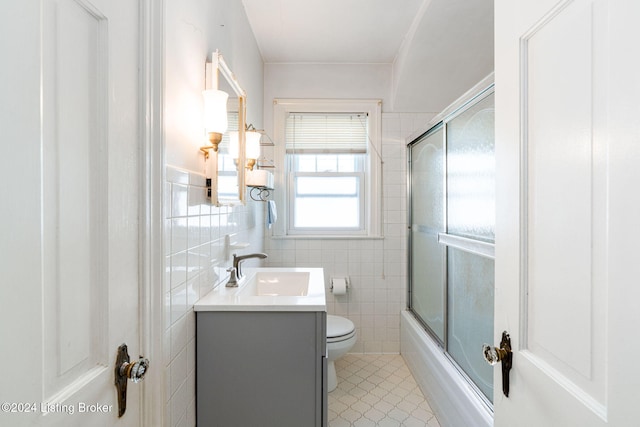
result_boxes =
[273,100,381,237]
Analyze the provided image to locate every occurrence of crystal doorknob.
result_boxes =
[482,331,512,397]
[482,343,509,365]
[119,355,149,383]
[115,343,150,417]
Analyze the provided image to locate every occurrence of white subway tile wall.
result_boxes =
[163,166,264,427]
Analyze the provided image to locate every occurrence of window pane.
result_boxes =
[316,155,337,172]
[291,153,362,173]
[447,248,494,402]
[337,155,357,172]
[294,197,359,228]
[296,176,358,196]
[296,155,317,172]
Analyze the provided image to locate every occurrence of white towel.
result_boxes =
[267,200,277,228]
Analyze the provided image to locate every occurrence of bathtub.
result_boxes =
[400,310,494,427]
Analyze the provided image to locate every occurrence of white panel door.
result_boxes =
[495,0,640,425]
[0,0,143,426]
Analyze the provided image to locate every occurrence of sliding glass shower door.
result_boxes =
[408,87,495,403]
[409,125,446,342]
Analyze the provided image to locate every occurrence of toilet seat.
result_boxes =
[327,315,355,343]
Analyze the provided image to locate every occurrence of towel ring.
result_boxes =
[249,186,271,202]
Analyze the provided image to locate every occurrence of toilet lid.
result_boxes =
[327,315,355,338]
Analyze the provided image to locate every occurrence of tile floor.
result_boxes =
[329,354,441,427]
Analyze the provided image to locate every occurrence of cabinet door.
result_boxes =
[197,312,326,427]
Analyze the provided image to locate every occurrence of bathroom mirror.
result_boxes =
[207,51,246,205]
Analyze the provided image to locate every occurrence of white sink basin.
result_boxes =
[243,271,311,296]
[194,268,326,312]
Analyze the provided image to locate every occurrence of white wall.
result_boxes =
[263,63,435,353]
[163,1,264,426]
[391,0,494,113]
[165,0,264,172]
[263,63,392,139]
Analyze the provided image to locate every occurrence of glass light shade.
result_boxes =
[228,131,239,158]
[246,131,261,159]
[203,89,229,134]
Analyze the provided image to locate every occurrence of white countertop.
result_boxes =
[194,267,327,312]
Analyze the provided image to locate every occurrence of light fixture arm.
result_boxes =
[200,132,223,159]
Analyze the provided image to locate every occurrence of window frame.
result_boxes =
[273,99,382,238]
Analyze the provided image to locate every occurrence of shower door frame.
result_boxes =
[407,81,495,409]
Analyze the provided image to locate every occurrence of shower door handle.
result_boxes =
[482,331,512,397]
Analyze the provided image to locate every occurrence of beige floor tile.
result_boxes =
[329,354,440,427]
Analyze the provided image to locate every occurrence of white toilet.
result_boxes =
[326,315,357,392]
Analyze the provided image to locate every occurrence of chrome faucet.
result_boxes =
[234,253,268,278]
[226,252,268,287]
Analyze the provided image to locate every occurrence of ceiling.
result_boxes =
[241,0,494,112]
[240,0,425,64]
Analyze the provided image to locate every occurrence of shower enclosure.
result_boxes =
[408,86,495,404]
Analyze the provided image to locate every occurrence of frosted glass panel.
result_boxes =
[410,127,445,342]
[447,94,495,242]
[447,248,494,402]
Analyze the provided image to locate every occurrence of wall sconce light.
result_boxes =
[245,128,261,171]
[201,89,229,157]
[200,51,235,159]
[228,124,261,170]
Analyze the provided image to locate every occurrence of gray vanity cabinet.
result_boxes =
[196,311,327,427]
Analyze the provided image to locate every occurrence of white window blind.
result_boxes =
[285,113,368,154]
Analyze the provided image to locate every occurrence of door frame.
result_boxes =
[139,0,165,424]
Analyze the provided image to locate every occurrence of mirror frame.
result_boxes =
[206,51,246,205]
